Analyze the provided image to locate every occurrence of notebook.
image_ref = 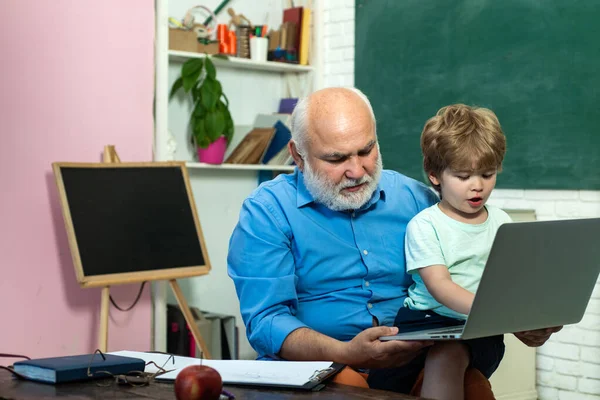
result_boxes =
[380,218,600,341]
[109,350,343,391]
[12,353,146,384]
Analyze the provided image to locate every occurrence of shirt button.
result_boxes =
[365,281,370,287]
[367,303,373,309]
[363,250,368,255]
[351,212,356,218]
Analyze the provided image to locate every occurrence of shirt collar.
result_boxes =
[295,169,316,207]
[295,168,386,209]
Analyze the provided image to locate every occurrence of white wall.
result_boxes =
[321,1,600,398]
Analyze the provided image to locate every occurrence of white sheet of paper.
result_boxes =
[109,350,334,387]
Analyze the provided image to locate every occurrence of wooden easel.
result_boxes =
[99,145,211,358]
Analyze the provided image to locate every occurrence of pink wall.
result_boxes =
[0,1,155,359]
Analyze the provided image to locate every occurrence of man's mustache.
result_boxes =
[339,175,372,190]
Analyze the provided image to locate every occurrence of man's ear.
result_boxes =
[428,171,441,186]
[288,141,304,171]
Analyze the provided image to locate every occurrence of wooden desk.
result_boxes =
[0,370,423,399]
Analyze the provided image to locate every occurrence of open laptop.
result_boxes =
[380,217,600,341]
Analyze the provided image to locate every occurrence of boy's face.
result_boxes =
[430,166,498,223]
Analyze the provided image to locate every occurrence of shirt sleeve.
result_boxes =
[227,196,307,358]
[404,214,446,273]
[411,181,440,212]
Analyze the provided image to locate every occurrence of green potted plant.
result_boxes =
[169,56,234,164]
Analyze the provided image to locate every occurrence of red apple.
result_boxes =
[174,365,223,400]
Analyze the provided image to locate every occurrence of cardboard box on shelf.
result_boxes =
[169,25,219,54]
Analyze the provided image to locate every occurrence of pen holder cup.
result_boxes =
[250,37,268,62]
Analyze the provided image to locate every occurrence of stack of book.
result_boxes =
[224,113,294,166]
[268,6,311,65]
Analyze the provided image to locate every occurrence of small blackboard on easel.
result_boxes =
[52,145,212,357]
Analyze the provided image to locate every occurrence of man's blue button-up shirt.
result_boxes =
[227,168,438,359]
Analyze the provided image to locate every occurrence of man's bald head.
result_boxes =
[290,87,376,156]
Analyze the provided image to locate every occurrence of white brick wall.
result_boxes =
[321,0,355,88]
[319,0,600,397]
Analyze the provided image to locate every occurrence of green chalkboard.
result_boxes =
[356,0,600,189]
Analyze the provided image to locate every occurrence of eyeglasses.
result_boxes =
[87,349,175,387]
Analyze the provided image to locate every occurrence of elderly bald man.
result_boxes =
[227,87,558,396]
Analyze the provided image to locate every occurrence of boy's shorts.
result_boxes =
[367,307,505,394]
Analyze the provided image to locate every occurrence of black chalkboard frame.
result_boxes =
[52,161,211,288]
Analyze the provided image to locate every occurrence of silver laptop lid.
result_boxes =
[462,218,600,340]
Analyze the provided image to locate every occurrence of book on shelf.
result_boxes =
[283,7,302,63]
[267,146,294,166]
[279,98,298,114]
[299,7,311,65]
[261,120,292,164]
[248,113,293,166]
[282,6,311,65]
[224,127,275,164]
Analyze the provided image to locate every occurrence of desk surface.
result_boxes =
[0,370,423,399]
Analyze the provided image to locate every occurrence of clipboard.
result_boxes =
[301,363,346,391]
[108,351,344,391]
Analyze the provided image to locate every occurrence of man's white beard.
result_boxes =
[303,153,383,212]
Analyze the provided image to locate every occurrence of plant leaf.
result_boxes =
[222,105,234,145]
[214,80,222,98]
[193,116,205,135]
[183,61,203,92]
[204,110,225,141]
[191,84,201,102]
[200,78,218,110]
[215,99,234,145]
[196,136,211,148]
[205,56,216,80]
[222,92,230,107]
[193,101,206,118]
[182,59,203,77]
[183,70,201,92]
[192,117,209,148]
[194,118,210,148]
[169,77,183,100]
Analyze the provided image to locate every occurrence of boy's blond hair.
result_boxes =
[421,104,506,191]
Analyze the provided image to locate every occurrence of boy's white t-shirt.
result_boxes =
[404,203,512,320]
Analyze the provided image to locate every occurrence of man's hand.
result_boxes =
[514,326,563,347]
[341,326,433,369]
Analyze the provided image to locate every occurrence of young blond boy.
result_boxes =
[402,104,510,399]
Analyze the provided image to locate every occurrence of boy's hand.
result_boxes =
[419,265,474,315]
[514,326,563,347]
